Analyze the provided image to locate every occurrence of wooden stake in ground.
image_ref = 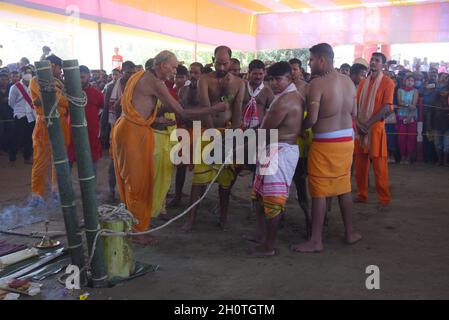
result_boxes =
[34,60,86,283]
[62,60,107,288]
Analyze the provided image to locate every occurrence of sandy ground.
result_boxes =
[1,152,449,300]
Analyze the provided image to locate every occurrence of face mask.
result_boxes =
[22,74,32,81]
[415,81,422,88]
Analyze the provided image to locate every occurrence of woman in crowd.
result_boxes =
[396,75,419,164]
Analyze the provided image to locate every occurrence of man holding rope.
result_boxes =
[245,61,303,257]
[111,50,228,246]
[181,46,245,232]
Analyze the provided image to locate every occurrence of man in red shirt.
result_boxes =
[112,47,123,71]
[68,65,104,173]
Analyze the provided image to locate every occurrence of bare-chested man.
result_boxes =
[291,43,362,253]
[111,51,227,245]
[244,61,303,257]
[182,46,245,232]
[168,62,204,208]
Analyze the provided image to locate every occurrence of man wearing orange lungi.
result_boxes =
[354,52,395,210]
[111,50,227,246]
[29,55,70,207]
[291,43,362,253]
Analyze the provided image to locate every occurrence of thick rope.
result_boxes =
[66,90,87,108]
[36,78,87,128]
[78,150,234,274]
[37,78,60,128]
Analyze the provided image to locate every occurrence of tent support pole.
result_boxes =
[98,22,104,70]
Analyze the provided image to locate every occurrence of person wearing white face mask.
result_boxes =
[8,66,36,165]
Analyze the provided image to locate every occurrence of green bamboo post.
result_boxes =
[62,60,108,288]
[34,60,86,283]
[100,217,135,279]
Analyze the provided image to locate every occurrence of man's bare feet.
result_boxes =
[242,234,264,244]
[291,241,323,253]
[248,245,277,257]
[345,232,363,245]
[132,235,158,246]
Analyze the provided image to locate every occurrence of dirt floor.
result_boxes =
[1,152,449,300]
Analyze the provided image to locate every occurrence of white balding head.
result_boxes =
[153,50,178,80]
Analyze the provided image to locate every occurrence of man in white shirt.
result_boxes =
[8,66,36,164]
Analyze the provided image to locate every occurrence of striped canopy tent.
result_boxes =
[1,0,449,68]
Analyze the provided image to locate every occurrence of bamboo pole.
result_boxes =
[34,60,86,284]
[62,60,108,288]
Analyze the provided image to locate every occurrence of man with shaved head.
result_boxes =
[111,50,228,245]
[182,45,245,232]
